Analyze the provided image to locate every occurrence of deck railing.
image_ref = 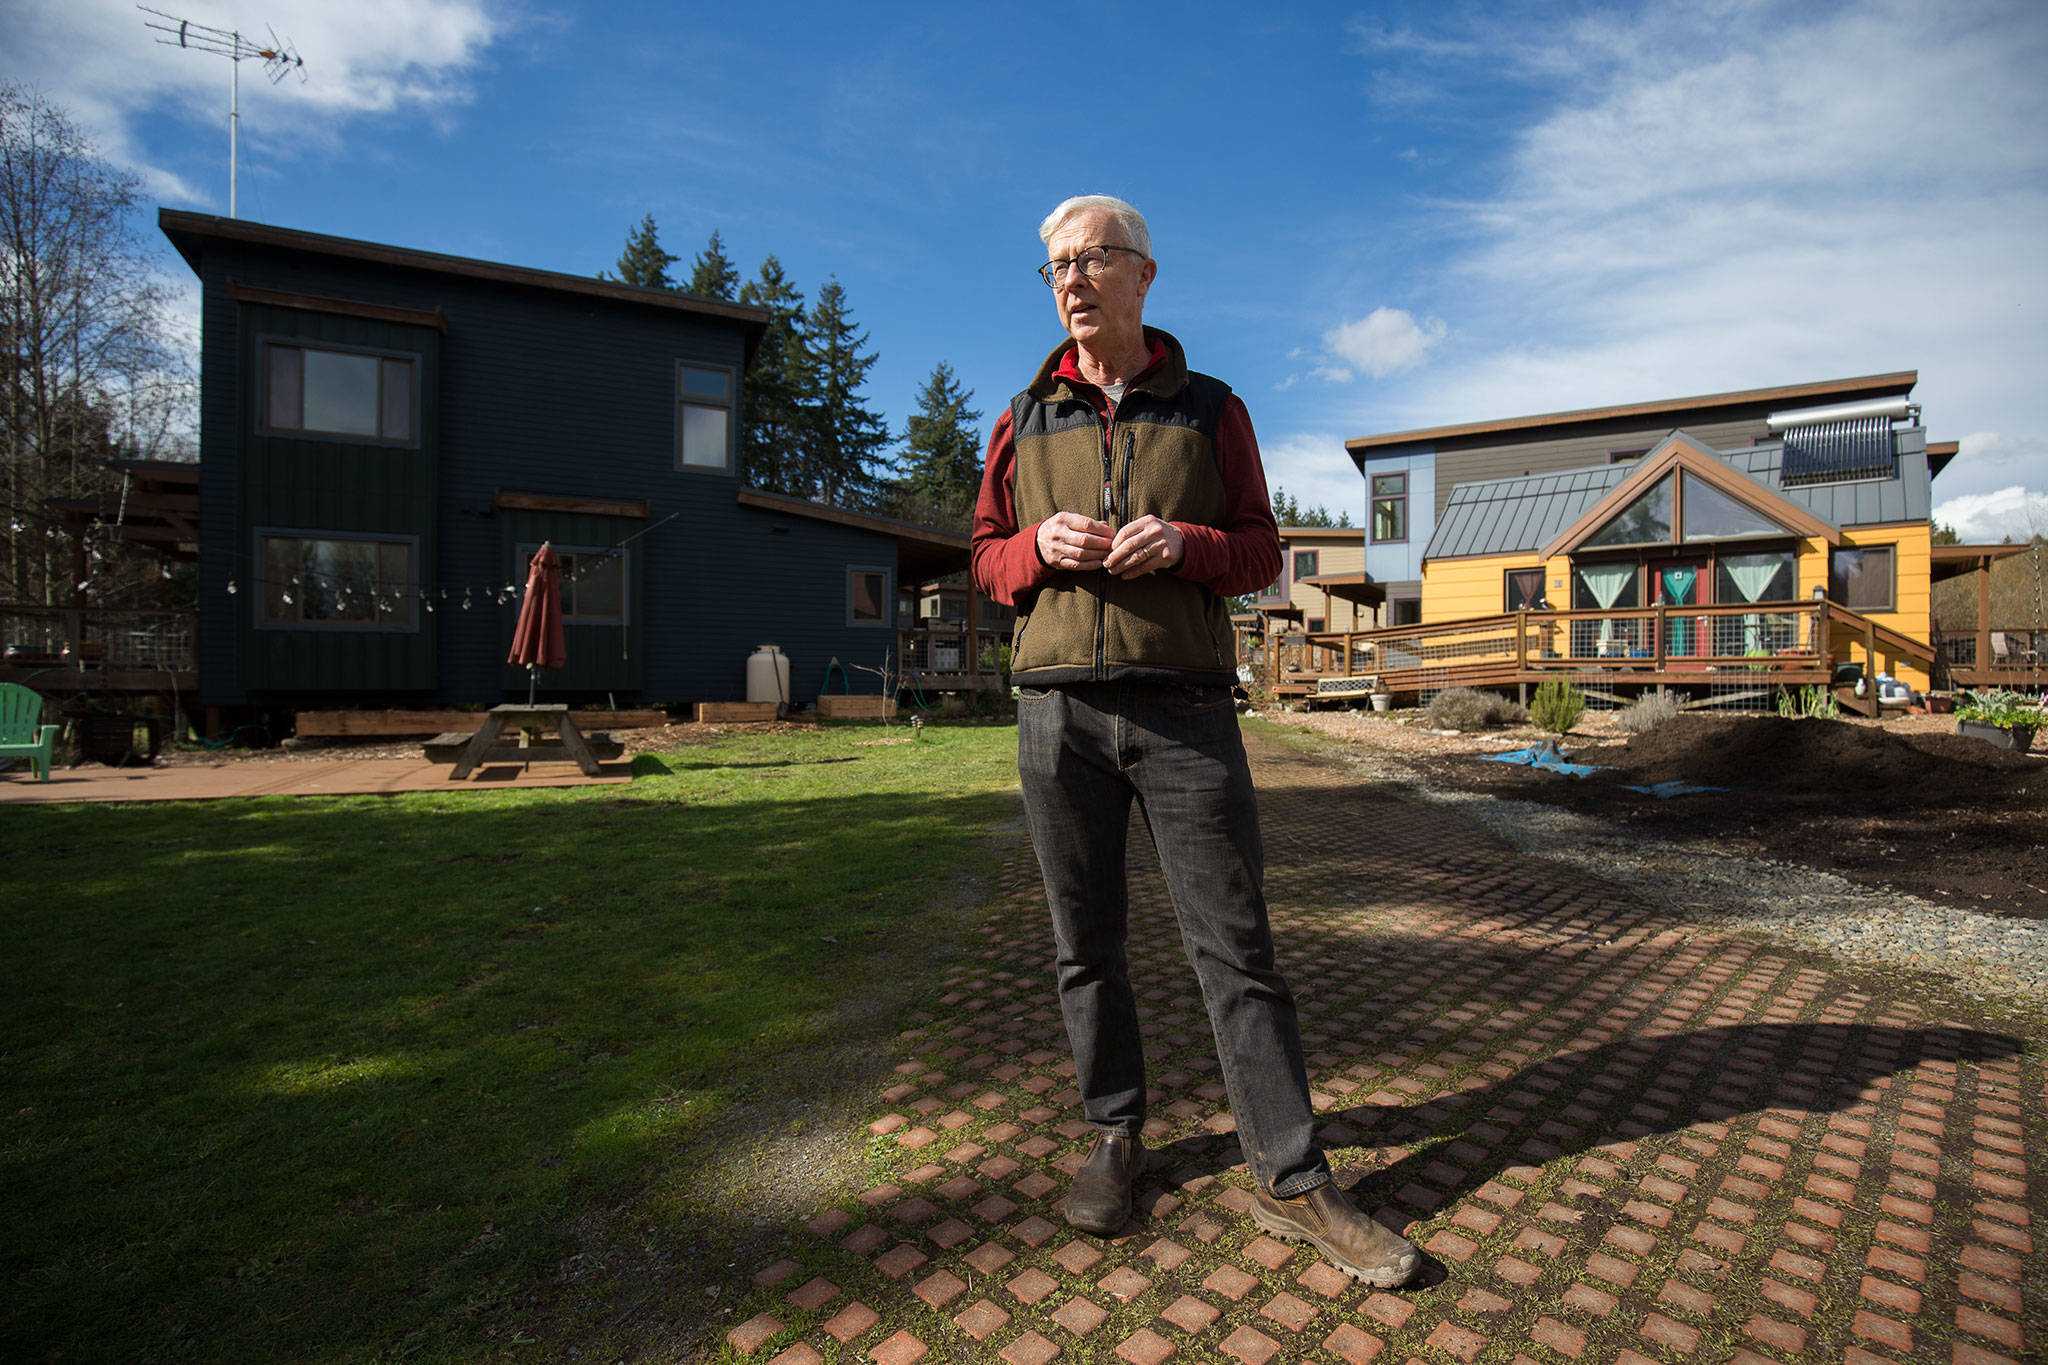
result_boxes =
[1,604,196,672]
[895,624,1006,684]
[1275,602,1835,689]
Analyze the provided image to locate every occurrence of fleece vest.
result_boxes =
[1008,330,1237,686]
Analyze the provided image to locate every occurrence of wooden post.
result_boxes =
[1654,604,1667,670]
[1864,618,1880,717]
[1977,553,1993,679]
[1515,610,1527,677]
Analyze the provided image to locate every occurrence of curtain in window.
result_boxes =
[1722,551,1783,654]
[1578,563,1633,646]
[1660,567,1698,654]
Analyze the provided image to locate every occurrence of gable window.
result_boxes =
[849,566,890,627]
[1371,473,1407,543]
[1260,573,1285,602]
[264,344,414,441]
[1830,546,1895,612]
[258,532,415,629]
[1505,568,1547,612]
[1293,549,1319,580]
[1683,479,1782,540]
[677,364,734,472]
[1584,475,1673,548]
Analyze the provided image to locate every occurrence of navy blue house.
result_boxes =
[162,211,965,714]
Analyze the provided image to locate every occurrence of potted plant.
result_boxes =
[1369,679,1393,713]
[1954,689,2041,753]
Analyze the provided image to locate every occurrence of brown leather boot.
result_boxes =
[1251,1183,1421,1288]
[1062,1133,1145,1236]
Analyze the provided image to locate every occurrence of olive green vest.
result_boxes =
[1008,329,1237,686]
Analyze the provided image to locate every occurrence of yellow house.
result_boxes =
[1418,422,1938,695]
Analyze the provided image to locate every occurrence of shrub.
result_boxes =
[1616,691,1681,734]
[1424,687,1527,731]
[1530,678,1586,734]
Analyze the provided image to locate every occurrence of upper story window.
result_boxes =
[264,344,415,441]
[1371,473,1407,543]
[678,364,734,472]
[1293,549,1319,580]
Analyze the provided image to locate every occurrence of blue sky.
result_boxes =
[11,0,2046,539]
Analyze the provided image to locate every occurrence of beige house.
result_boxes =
[1252,528,1372,633]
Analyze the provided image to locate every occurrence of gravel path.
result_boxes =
[1260,708,2048,1009]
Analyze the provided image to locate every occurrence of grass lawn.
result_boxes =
[1,722,1024,1363]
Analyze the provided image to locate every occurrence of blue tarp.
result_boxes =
[1479,743,1605,778]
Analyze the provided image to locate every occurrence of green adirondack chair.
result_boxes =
[0,682,60,781]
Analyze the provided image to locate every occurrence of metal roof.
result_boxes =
[1423,465,1628,560]
[1423,427,1929,562]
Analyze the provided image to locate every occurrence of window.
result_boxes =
[1830,546,1895,611]
[1572,562,1640,611]
[258,533,415,628]
[1608,448,1650,463]
[264,344,414,441]
[848,566,890,626]
[1683,479,1781,541]
[1260,574,1285,602]
[1715,550,1794,605]
[1371,473,1407,543]
[1307,616,1325,634]
[552,548,627,624]
[677,364,734,472]
[1390,597,1421,627]
[1293,549,1319,580]
[1505,568,1547,611]
[1584,475,1672,547]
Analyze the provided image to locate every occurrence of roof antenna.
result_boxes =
[139,6,307,219]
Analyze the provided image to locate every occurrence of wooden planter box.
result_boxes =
[1957,718,2036,752]
[694,701,779,723]
[817,695,895,720]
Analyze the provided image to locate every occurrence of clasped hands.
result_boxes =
[1036,511,1183,578]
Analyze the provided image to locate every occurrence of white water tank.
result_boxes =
[746,644,791,706]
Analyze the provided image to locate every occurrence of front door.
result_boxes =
[1654,559,1710,658]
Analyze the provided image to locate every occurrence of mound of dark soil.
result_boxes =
[1581,714,2038,807]
[1419,713,2048,920]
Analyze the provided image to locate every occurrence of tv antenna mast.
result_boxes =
[139,6,307,218]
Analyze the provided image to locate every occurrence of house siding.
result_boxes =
[181,222,903,709]
[1422,551,1537,621]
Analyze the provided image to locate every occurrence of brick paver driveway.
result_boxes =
[722,729,2042,1364]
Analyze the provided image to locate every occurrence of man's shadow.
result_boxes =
[1143,1022,2025,1283]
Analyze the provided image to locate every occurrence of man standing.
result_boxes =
[970,195,1421,1289]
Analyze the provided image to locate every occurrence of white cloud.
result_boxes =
[1320,307,1448,382]
[1344,0,2048,511]
[3,0,510,205]
[1258,430,1362,525]
[1933,486,2048,544]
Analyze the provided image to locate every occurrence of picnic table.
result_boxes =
[429,704,619,779]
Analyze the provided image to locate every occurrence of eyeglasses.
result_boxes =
[1038,244,1146,287]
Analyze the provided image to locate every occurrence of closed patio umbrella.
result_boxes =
[508,541,566,703]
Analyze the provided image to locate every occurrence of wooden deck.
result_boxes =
[1266,600,1957,717]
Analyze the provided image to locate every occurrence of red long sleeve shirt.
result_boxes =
[971,342,1282,606]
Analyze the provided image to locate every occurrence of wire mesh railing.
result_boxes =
[1,605,197,672]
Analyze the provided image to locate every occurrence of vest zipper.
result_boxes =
[1095,413,1114,680]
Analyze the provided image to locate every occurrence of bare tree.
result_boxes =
[2,84,194,609]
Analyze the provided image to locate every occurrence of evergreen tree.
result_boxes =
[607,213,677,288]
[1932,521,1961,545]
[686,229,738,300]
[1269,485,1351,528]
[736,255,808,494]
[800,277,891,509]
[893,362,984,531]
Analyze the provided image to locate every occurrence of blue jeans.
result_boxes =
[1017,680,1331,1197]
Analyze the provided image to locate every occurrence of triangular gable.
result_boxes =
[1539,432,1841,560]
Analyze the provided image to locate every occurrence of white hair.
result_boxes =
[1038,195,1152,258]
